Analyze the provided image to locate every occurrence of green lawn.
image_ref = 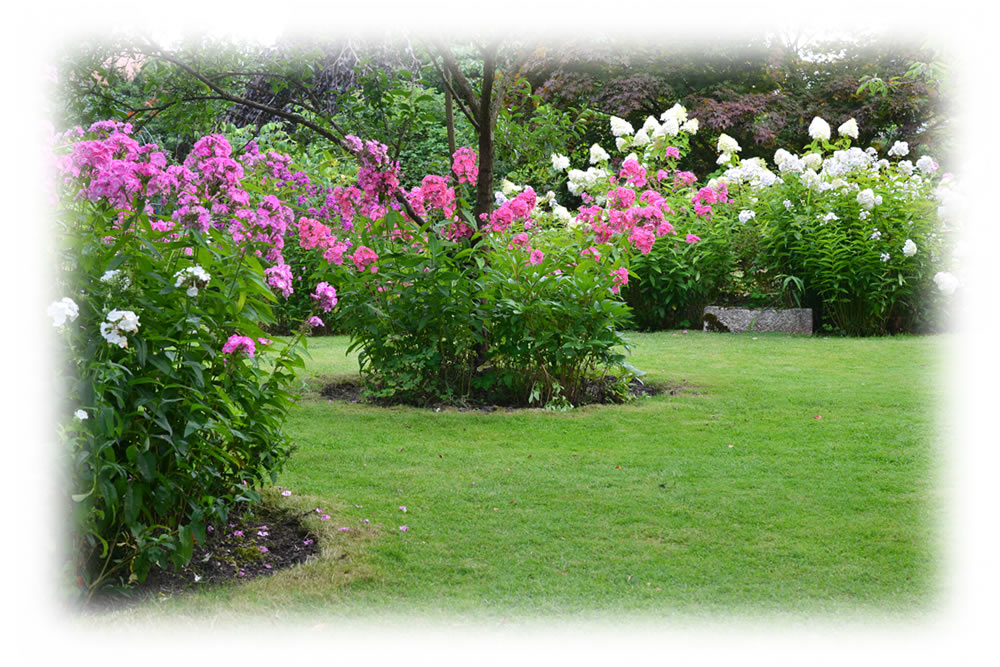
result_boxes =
[104,331,948,623]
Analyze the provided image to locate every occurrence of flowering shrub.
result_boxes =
[52,121,309,595]
[707,120,960,335]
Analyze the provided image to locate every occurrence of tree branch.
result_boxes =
[138,42,427,226]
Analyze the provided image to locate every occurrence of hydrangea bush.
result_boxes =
[707,117,961,335]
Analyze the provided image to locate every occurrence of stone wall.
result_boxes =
[702,306,813,334]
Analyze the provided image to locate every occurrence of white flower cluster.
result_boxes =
[888,141,909,157]
[608,104,698,157]
[870,228,882,240]
[902,239,917,257]
[589,144,611,164]
[856,188,883,210]
[837,118,859,139]
[609,116,634,137]
[174,265,211,297]
[100,269,130,289]
[933,271,960,295]
[934,174,962,228]
[48,297,79,328]
[716,133,741,165]
[738,210,756,224]
[915,155,938,175]
[723,158,779,189]
[808,117,831,142]
[550,153,570,171]
[100,309,140,348]
[880,252,891,262]
[74,409,88,420]
[567,167,610,196]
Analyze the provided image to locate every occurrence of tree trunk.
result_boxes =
[473,46,497,228]
[444,71,456,159]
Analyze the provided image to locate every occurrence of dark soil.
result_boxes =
[319,375,665,411]
[88,501,319,611]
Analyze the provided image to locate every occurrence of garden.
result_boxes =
[47,34,960,620]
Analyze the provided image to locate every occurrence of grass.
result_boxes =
[99,330,948,623]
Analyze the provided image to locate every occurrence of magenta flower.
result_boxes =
[321,514,330,521]
[303,539,314,546]
[259,546,269,553]
[311,281,339,312]
[281,490,292,496]
[264,564,272,569]
[222,334,256,357]
[307,316,324,328]
[685,233,701,243]
[399,526,409,532]
[399,505,407,513]
[233,530,244,537]
[257,530,269,537]
[339,527,350,532]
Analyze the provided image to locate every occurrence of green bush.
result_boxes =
[53,122,306,597]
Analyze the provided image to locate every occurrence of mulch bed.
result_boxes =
[319,375,665,410]
[88,502,319,611]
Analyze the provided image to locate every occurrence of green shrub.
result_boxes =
[53,122,306,598]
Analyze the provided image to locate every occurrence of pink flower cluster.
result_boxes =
[618,159,648,188]
[451,147,478,185]
[407,175,457,220]
[610,267,629,294]
[265,263,295,298]
[350,246,379,273]
[487,188,537,233]
[222,334,256,357]
[311,281,338,312]
[691,183,729,218]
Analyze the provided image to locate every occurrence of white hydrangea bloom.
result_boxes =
[641,115,660,135]
[837,118,859,139]
[902,239,917,257]
[680,118,698,134]
[808,117,831,142]
[888,141,909,157]
[615,137,628,152]
[501,180,522,197]
[660,104,687,124]
[47,297,79,328]
[589,144,611,164]
[774,149,793,166]
[717,152,733,165]
[609,116,634,137]
[717,133,741,154]
[632,128,651,147]
[916,155,938,174]
[934,271,960,295]
[802,153,823,170]
[552,205,571,221]
[660,115,680,137]
[550,153,570,171]
[897,160,914,177]
[738,210,756,223]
